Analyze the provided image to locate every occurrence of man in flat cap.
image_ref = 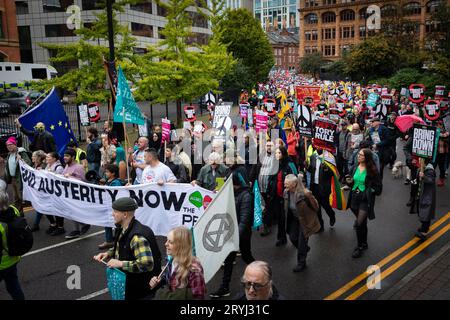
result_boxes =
[15,119,56,153]
[94,197,162,300]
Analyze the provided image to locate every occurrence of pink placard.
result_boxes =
[161,118,171,144]
[255,110,268,133]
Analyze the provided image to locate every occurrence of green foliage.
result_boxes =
[216,8,274,93]
[299,52,325,78]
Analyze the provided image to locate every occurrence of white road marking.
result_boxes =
[77,288,109,300]
[22,231,104,257]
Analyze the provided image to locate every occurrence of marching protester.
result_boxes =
[336,119,350,181]
[307,148,336,232]
[368,118,390,180]
[141,148,177,185]
[235,261,283,300]
[415,159,436,241]
[0,189,25,300]
[63,149,91,240]
[346,148,382,258]
[150,226,206,300]
[100,135,116,175]
[15,120,56,154]
[284,174,321,272]
[86,127,102,175]
[268,145,297,246]
[98,164,123,250]
[66,141,88,172]
[164,144,189,183]
[192,152,230,191]
[149,132,163,161]
[114,145,128,182]
[43,152,65,236]
[30,150,48,232]
[434,121,449,187]
[210,171,255,298]
[94,197,162,300]
[4,137,32,214]
[130,137,149,185]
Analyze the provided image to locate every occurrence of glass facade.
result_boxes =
[254,0,299,31]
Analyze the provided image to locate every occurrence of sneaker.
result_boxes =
[293,263,307,273]
[209,287,230,298]
[352,247,364,258]
[330,216,336,228]
[404,179,411,185]
[275,239,287,247]
[437,178,445,187]
[236,251,241,257]
[260,226,271,237]
[30,225,40,232]
[45,225,57,235]
[65,231,81,239]
[80,224,91,235]
[98,242,115,250]
[50,228,66,236]
[415,231,427,241]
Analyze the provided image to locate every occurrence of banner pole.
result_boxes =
[122,107,130,184]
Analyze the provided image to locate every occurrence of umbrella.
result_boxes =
[394,115,425,133]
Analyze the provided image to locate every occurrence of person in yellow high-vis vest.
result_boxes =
[0,192,25,300]
[67,141,88,172]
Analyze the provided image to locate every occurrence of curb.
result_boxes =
[378,241,450,300]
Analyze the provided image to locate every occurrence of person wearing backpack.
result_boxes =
[0,190,29,300]
[284,174,321,272]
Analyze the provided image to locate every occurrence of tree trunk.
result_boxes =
[176,99,182,128]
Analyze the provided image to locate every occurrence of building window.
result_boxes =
[158,27,165,39]
[19,26,33,63]
[131,23,154,38]
[305,1,318,8]
[381,4,398,17]
[322,12,336,24]
[304,13,318,24]
[359,25,366,38]
[340,26,354,39]
[403,2,421,15]
[157,4,168,17]
[323,0,336,5]
[188,11,208,29]
[425,20,442,33]
[130,1,152,14]
[305,31,317,41]
[133,47,148,55]
[45,24,75,37]
[426,0,444,13]
[340,9,355,21]
[0,12,4,39]
[359,7,368,20]
[186,33,209,46]
[82,0,105,10]
[43,0,72,13]
[323,45,335,56]
[15,1,29,14]
[312,30,318,40]
[322,28,336,40]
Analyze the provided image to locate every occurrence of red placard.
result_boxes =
[184,105,196,122]
[423,100,440,121]
[296,86,321,106]
[263,98,277,117]
[313,118,337,154]
[409,84,425,103]
[88,102,101,123]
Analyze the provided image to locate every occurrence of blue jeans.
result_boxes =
[0,264,25,300]
[33,212,43,226]
[88,162,100,174]
[105,227,114,243]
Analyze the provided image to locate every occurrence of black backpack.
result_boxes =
[0,207,34,257]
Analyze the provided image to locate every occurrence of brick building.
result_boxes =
[299,0,450,61]
[0,0,20,62]
[267,26,299,71]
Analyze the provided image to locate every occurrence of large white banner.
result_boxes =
[192,177,239,283]
[19,162,215,236]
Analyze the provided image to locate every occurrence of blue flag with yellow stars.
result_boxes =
[18,87,77,157]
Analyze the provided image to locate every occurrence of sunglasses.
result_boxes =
[241,280,270,291]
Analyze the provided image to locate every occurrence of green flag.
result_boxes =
[114,66,145,125]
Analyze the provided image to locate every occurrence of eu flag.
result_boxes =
[18,87,77,156]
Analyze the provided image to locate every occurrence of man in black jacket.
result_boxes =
[210,172,256,299]
[15,119,56,153]
[94,197,162,300]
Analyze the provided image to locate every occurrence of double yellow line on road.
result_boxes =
[325,211,450,300]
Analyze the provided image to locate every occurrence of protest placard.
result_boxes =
[412,124,439,162]
[313,118,337,153]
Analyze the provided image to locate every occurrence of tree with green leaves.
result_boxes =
[215,8,274,101]
[34,0,142,104]
[299,52,325,79]
[136,0,234,126]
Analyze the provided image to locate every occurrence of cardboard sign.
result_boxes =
[381,95,392,106]
[412,123,439,161]
[213,104,232,128]
[255,110,268,133]
[184,105,196,122]
[297,104,313,138]
[161,118,171,143]
[435,85,445,99]
[409,84,425,103]
[78,104,90,126]
[313,118,337,154]
[400,88,409,97]
[423,100,440,121]
[239,103,249,118]
[263,98,277,117]
[296,86,321,106]
[88,102,101,123]
[367,93,379,108]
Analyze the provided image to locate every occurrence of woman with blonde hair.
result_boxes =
[150,226,206,299]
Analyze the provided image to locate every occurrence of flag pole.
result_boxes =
[122,107,130,184]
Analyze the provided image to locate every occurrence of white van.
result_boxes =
[0,62,57,84]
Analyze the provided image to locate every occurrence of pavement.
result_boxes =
[0,107,449,300]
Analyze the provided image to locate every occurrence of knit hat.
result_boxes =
[6,136,17,145]
[112,197,139,212]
